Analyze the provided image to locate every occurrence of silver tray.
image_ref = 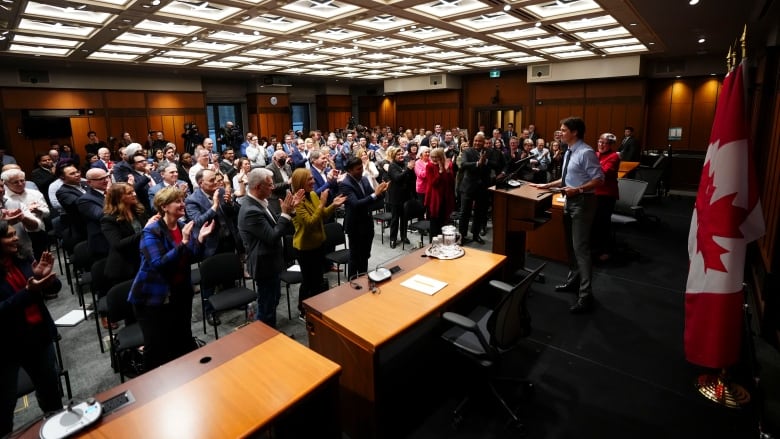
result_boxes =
[425,245,465,260]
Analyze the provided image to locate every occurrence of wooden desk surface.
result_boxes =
[618,161,640,178]
[305,248,506,351]
[62,323,339,439]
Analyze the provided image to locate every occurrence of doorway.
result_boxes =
[206,103,244,150]
[474,107,522,134]
[291,103,310,136]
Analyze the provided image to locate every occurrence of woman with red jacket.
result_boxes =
[425,148,456,237]
[592,133,620,261]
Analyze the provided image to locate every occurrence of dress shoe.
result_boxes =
[569,296,594,314]
[328,265,342,272]
[473,235,485,245]
[390,240,397,249]
[207,314,221,326]
[554,279,580,293]
[401,237,411,245]
[460,237,472,245]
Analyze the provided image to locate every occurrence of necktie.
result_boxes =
[560,150,570,187]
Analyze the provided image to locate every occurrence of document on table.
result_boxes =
[400,274,448,295]
[55,309,94,326]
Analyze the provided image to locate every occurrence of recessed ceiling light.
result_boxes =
[689,0,700,5]
[629,23,637,26]
[151,0,160,5]
[535,22,542,27]
[698,37,706,43]
[503,4,510,12]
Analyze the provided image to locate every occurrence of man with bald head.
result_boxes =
[78,168,111,257]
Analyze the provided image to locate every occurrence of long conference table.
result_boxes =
[21,322,341,439]
[303,247,506,439]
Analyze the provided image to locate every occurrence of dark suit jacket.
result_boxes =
[618,136,640,162]
[238,196,292,279]
[339,174,382,235]
[56,183,88,245]
[130,170,153,212]
[112,161,133,183]
[185,188,239,258]
[290,148,308,170]
[386,161,415,206]
[265,162,292,215]
[77,188,109,256]
[311,166,338,199]
[30,167,57,204]
[91,160,108,171]
[100,211,149,282]
[458,148,493,195]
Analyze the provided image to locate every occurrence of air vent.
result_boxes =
[654,61,686,75]
[531,64,551,79]
[429,75,442,86]
[19,69,50,84]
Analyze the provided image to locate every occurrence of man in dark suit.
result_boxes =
[265,150,292,216]
[77,168,110,258]
[618,126,640,162]
[55,163,87,251]
[502,122,516,145]
[238,168,302,328]
[309,149,339,198]
[91,147,113,172]
[29,153,56,205]
[127,152,154,212]
[289,140,309,170]
[148,164,190,213]
[186,168,241,326]
[458,133,495,245]
[218,147,237,182]
[339,157,389,279]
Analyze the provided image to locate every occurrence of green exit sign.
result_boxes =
[489,70,501,78]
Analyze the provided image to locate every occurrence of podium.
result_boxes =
[490,182,553,273]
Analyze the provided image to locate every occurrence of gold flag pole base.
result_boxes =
[695,370,751,409]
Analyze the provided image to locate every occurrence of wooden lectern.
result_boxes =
[490,182,553,273]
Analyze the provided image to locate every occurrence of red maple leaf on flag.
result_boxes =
[694,159,749,273]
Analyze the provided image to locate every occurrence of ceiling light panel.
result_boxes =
[115,32,178,45]
[282,0,361,19]
[88,51,139,60]
[455,12,523,31]
[515,35,567,48]
[317,46,361,56]
[200,61,238,68]
[523,0,602,19]
[439,37,485,48]
[9,43,73,56]
[402,26,454,40]
[602,44,648,54]
[186,40,237,51]
[273,40,320,50]
[287,53,332,62]
[13,34,81,47]
[237,64,280,71]
[574,26,630,41]
[510,55,546,63]
[356,37,406,49]
[360,53,395,60]
[492,50,529,58]
[410,0,490,19]
[18,18,97,38]
[457,56,489,63]
[360,61,395,69]
[556,15,617,31]
[134,20,202,36]
[221,55,258,62]
[550,49,594,59]
[469,60,509,67]
[74,0,133,5]
[242,14,310,33]
[262,59,302,67]
[245,48,289,57]
[408,68,441,75]
[209,30,267,43]
[591,37,640,48]
[159,1,241,21]
[464,44,509,54]
[164,49,210,58]
[284,67,310,74]
[351,15,413,31]
[24,2,113,25]
[390,56,423,64]
[492,27,548,40]
[310,28,366,42]
[146,56,196,64]
[101,43,155,53]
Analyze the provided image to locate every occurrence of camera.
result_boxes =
[184,122,197,131]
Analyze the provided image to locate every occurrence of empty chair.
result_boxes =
[105,280,144,382]
[371,201,393,244]
[70,241,95,316]
[90,258,109,353]
[323,222,350,285]
[441,263,545,427]
[199,252,257,339]
[611,178,649,227]
[279,235,303,320]
[403,199,432,249]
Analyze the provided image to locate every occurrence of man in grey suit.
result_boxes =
[265,150,292,216]
[238,168,303,328]
[148,164,190,213]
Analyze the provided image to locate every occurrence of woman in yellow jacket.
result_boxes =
[290,168,346,317]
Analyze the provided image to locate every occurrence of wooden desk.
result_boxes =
[303,248,505,438]
[24,323,341,439]
[618,161,640,179]
[490,183,553,273]
[526,194,568,263]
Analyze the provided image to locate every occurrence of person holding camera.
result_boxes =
[182,123,204,155]
[217,121,242,154]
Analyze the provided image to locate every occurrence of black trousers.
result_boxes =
[459,189,488,238]
[348,228,374,279]
[297,246,327,311]
[134,293,197,371]
[388,202,408,242]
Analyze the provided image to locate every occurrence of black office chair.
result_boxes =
[371,201,393,244]
[89,258,109,353]
[105,280,144,382]
[403,199,432,249]
[70,241,94,314]
[279,235,303,320]
[199,252,257,339]
[441,263,545,428]
[323,222,350,285]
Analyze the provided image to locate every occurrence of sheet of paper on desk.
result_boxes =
[55,309,94,326]
[556,196,565,202]
[400,274,448,295]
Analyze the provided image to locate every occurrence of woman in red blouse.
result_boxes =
[592,133,621,261]
[424,148,456,237]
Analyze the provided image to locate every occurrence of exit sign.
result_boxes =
[489,70,501,78]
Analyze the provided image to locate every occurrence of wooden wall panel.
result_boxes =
[104,91,145,108]
[668,102,693,149]
[1,89,103,109]
[646,78,720,152]
[146,92,204,109]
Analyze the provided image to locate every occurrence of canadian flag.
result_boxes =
[684,61,765,368]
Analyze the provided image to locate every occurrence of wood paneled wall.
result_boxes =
[247,93,291,140]
[0,88,206,170]
[645,78,721,151]
[316,95,351,132]
[463,70,530,130]
[392,90,461,132]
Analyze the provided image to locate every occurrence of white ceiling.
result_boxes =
[0,0,763,83]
